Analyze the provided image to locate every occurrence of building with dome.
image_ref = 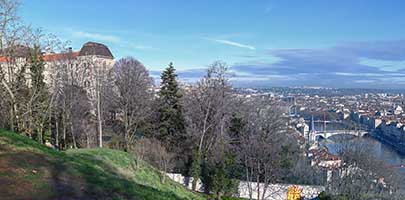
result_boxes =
[43,42,115,103]
[0,41,115,122]
[1,41,114,83]
[0,41,116,146]
[1,41,115,101]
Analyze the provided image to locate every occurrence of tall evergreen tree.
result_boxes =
[29,45,50,144]
[158,62,186,151]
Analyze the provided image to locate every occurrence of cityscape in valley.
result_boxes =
[238,87,405,165]
[1,1,405,200]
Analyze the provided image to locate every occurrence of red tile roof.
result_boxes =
[42,52,80,61]
[0,41,113,62]
[0,57,10,62]
[0,52,80,63]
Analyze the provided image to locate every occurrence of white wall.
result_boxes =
[166,173,204,192]
[166,173,324,200]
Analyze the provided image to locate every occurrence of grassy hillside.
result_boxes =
[0,129,205,200]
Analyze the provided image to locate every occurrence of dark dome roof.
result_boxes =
[78,42,114,59]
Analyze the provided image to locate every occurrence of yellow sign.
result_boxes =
[287,185,302,200]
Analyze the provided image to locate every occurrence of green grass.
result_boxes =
[0,129,205,200]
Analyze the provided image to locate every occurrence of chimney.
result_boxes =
[45,47,52,55]
[68,47,72,53]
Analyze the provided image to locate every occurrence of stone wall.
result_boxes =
[166,173,324,200]
[166,173,204,192]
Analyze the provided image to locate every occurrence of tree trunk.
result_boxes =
[161,162,167,184]
[10,107,15,131]
[97,88,103,148]
[192,150,201,191]
[123,111,128,152]
[48,100,53,145]
[55,116,59,148]
[2,80,17,132]
[62,117,66,149]
[217,192,222,200]
[257,175,260,200]
[37,126,43,144]
[62,100,67,150]
[124,130,129,152]
[71,123,77,149]
[192,179,197,191]
[86,131,90,148]
[160,171,166,184]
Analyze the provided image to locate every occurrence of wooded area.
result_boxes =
[0,1,403,199]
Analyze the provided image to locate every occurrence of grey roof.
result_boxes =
[78,42,114,59]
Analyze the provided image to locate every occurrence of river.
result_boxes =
[321,135,405,189]
[312,122,405,189]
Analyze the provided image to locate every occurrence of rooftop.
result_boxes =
[0,41,113,62]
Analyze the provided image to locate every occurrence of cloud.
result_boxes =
[230,40,405,89]
[130,39,405,89]
[334,40,405,61]
[355,80,375,83]
[132,45,160,51]
[207,38,256,50]
[235,54,258,58]
[151,68,207,83]
[72,31,121,43]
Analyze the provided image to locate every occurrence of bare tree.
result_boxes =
[328,141,403,199]
[132,137,175,183]
[80,55,114,148]
[114,57,154,151]
[49,47,79,149]
[63,85,93,148]
[0,2,54,143]
[183,61,235,191]
[42,35,70,148]
[47,43,98,149]
[237,99,296,200]
[0,0,31,132]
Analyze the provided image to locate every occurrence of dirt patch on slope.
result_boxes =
[0,150,87,200]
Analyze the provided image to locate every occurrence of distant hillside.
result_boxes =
[0,129,205,200]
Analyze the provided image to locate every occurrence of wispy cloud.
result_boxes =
[72,31,121,43]
[132,45,160,51]
[151,68,207,83]
[355,80,375,83]
[207,38,256,50]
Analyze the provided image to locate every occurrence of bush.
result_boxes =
[318,191,332,200]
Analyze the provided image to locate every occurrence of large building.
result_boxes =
[1,41,115,107]
[1,41,114,82]
[45,42,115,105]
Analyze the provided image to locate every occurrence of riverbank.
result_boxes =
[370,129,405,155]
[323,134,405,190]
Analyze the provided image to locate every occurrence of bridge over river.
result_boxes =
[309,130,369,142]
[307,116,368,142]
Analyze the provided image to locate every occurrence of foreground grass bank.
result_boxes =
[0,129,204,200]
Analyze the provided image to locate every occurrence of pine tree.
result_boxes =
[13,60,29,134]
[29,45,50,144]
[158,62,186,151]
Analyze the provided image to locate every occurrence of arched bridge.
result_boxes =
[309,130,368,142]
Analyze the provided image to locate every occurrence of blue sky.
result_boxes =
[20,0,405,89]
